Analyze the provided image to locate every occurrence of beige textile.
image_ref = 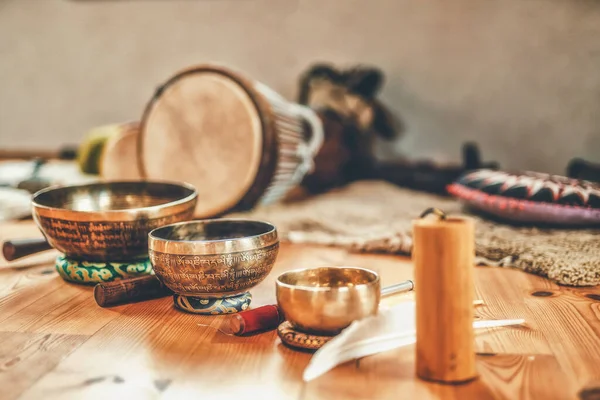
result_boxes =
[229,180,600,287]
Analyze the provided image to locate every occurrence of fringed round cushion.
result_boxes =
[447,169,600,226]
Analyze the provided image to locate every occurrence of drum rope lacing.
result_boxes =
[254,82,325,205]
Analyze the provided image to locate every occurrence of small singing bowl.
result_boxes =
[148,219,279,298]
[276,266,381,336]
[32,181,198,261]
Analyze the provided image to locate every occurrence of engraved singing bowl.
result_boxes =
[31,181,198,261]
[276,266,381,336]
[148,219,279,298]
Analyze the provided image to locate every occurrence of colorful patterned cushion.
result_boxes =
[447,169,600,226]
[55,255,153,285]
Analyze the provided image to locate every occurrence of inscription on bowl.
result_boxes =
[149,243,279,295]
[36,208,194,259]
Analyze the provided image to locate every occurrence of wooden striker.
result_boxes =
[412,211,477,384]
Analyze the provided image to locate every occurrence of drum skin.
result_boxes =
[139,64,321,219]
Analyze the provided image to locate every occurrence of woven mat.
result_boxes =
[230,180,600,287]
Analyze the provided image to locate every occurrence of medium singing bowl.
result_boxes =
[32,181,198,261]
[276,266,381,335]
[148,219,279,298]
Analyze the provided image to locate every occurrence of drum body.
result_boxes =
[138,64,323,218]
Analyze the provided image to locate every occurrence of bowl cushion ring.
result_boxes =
[173,292,252,315]
[277,321,335,351]
[55,255,153,285]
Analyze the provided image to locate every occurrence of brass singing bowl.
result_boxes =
[32,181,198,261]
[276,266,381,336]
[148,219,279,298]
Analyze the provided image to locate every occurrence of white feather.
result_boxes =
[302,301,525,382]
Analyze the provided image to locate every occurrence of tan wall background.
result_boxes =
[1,0,599,174]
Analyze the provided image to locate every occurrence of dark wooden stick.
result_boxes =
[3,238,52,261]
[93,275,173,307]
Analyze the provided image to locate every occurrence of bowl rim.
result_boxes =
[148,218,277,243]
[147,218,279,255]
[31,180,198,219]
[275,266,380,292]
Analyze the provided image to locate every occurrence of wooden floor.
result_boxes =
[1,220,600,400]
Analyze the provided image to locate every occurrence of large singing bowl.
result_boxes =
[148,219,279,298]
[32,181,198,261]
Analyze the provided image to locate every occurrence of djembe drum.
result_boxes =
[138,64,324,218]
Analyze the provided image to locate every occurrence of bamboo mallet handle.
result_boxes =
[413,208,477,384]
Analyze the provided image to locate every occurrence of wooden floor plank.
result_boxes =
[1,217,599,400]
[1,278,122,335]
[476,353,576,400]
[17,296,308,400]
[0,264,56,294]
[526,293,600,390]
[0,276,65,325]
[0,331,89,400]
[479,267,600,391]
[305,346,496,400]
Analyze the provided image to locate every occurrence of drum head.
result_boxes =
[139,67,273,218]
